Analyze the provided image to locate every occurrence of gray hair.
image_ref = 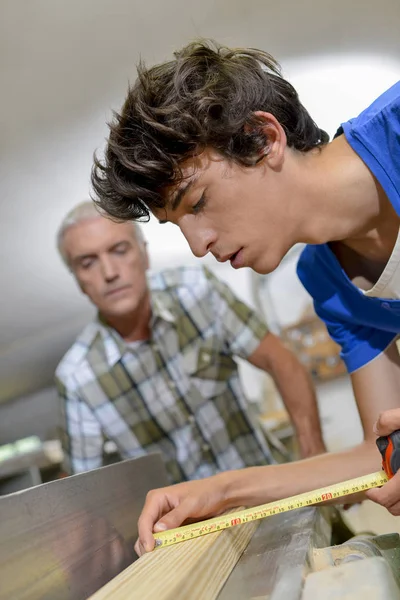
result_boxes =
[57,201,145,266]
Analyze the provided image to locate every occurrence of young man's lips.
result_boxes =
[230,249,245,269]
[215,249,245,268]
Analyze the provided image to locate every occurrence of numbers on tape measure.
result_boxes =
[153,471,388,549]
[321,493,332,501]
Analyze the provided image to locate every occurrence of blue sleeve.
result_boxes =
[313,302,397,373]
[341,81,400,216]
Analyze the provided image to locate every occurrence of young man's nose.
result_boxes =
[180,220,216,258]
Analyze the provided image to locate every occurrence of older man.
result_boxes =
[55,201,324,481]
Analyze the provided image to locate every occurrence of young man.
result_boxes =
[90,40,400,552]
[55,201,324,480]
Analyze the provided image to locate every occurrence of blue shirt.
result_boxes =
[297,81,400,373]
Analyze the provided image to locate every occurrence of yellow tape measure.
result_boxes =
[154,470,388,549]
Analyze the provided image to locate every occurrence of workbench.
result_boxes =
[1,456,400,599]
[218,507,400,600]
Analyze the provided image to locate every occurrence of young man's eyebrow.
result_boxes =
[158,176,199,223]
[171,177,199,211]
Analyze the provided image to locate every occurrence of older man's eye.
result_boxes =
[113,242,129,255]
[80,258,95,269]
[192,192,207,214]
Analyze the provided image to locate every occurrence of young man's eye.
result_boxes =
[192,192,207,214]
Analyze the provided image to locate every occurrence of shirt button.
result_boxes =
[381,302,391,310]
[167,380,176,390]
[202,444,210,453]
[188,415,195,424]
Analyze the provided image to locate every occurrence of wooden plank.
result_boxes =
[88,518,258,600]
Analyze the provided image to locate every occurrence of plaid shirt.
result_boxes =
[55,266,274,482]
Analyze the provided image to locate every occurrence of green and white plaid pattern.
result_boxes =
[56,266,273,482]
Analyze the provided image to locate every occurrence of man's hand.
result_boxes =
[248,332,325,457]
[134,474,233,556]
[297,433,327,459]
[366,409,400,515]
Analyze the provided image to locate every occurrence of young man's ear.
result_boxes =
[250,111,287,169]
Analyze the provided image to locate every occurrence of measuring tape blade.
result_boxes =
[154,470,388,549]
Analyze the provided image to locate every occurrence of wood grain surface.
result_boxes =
[88,518,258,600]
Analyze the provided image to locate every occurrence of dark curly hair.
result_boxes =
[92,40,329,221]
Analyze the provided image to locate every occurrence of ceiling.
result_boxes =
[1,0,400,403]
